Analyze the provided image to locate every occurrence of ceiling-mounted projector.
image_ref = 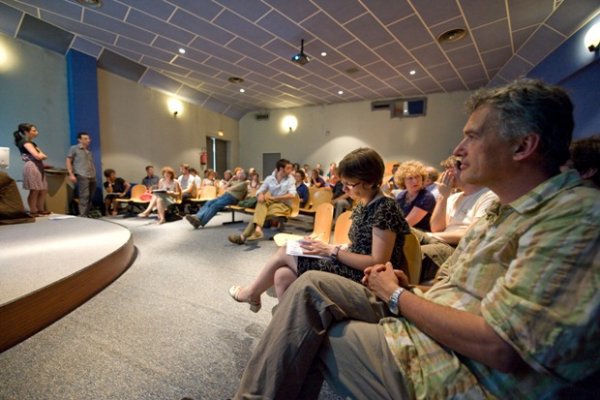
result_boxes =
[291,39,310,65]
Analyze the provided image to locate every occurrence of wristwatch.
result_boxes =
[388,287,406,316]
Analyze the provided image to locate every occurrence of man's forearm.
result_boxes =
[429,196,448,232]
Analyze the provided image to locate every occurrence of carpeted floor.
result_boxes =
[0,211,342,400]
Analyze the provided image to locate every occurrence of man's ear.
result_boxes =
[512,133,540,161]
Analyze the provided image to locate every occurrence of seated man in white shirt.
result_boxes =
[228,159,296,244]
[177,163,195,201]
[416,156,497,281]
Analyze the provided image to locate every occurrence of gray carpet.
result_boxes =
[0,212,342,400]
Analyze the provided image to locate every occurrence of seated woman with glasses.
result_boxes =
[228,147,410,312]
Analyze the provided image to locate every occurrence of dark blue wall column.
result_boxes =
[66,49,103,205]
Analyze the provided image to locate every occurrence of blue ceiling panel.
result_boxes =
[257,10,314,45]
[170,9,233,45]
[127,9,194,45]
[312,0,366,24]
[71,36,102,58]
[215,0,271,22]
[84,10,154,44]
[118,0,175,20]
[0,2,22,36]
[301,12,354,47]
[168,0,223,21]
[388,15,431,50]
[215,10,274,46]
[16,14,73,55]
[189,36,242,63]
[140,68,182,93]
[362,0,413,26]
[41,9,116,44]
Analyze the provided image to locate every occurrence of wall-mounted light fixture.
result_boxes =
[217,130,224,137]
[281,115,298,133]
[584,22,600,52]
[167,98,183,117]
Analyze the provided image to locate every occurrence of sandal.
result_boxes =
[228,285,261,313]
[246,231,264,241]
[228,234,246,245]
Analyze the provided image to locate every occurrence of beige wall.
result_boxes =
[239,91,472,177]
[97,69,239,183]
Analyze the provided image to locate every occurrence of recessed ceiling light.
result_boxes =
[228,76,245,84]
[438,28,467,44]
[338,90,344,95]
[239,88,245,93]
[321,51,327,57]
[409,70,416,75]
[178,48,186,54]
[76,0,102,7]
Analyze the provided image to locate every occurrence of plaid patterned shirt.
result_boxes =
[381,170,600,399]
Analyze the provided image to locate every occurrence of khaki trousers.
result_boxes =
[234,271,410,400]
[242,200,291,237]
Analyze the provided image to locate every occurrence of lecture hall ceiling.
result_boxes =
[0,0,598,119]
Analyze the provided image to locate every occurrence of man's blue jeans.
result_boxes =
[195,193,237,225]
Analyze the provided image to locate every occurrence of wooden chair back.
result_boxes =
[289,194,301,218]
[198,185,217,201]
[403,232,422,285]
[311,203,334,243]
[311,188,333,209]
[129,184,147,200]
[332,210,352,245]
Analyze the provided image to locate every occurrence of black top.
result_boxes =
[396,188,436,231]
[104,177,127,194]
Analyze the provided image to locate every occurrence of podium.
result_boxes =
[45,168,70,214]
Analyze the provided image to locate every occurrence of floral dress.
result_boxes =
[297,196,410,283]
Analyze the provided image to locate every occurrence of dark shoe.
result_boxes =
[228,234,245,245]
[185,214,202,229]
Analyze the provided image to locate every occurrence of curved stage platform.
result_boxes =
[0,216,135,352]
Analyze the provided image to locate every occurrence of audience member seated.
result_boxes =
[185,169,247,229]
[248,171,260,190]
[310,168,326,188]
[220,169,233,188]
[382,162,401,195]
[201,169,217,188]
[231,79,600,400]
[331,167,353,221]
[177,164,195,201]
[424,165,441,200]
[141,165,159,189]
[294,169,309,208]
[414,156,497,282]
[228,148,410,311]
[228,159,296,245]
[103,168,130,216]
[394,160,436,231]
[314,162,324,177]
[189,168,202,189]
[564,134,599,189]
[138,166,182,224]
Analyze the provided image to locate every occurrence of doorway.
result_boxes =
[262,152,281,179]
[206,137,229,177]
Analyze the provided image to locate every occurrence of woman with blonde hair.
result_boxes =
[138,166,181,224]
[394,160,436,231]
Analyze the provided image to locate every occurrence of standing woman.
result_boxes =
[13,123,49,216]
[229,147,410,312]
[137,166,181,224]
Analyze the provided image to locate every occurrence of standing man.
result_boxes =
[228,159,296,244]
[231,79,599,399]
[66,132,96,217]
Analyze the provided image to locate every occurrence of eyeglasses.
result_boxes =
[342,181,361,189]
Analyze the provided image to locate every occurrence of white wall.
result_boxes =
[97,70,240,183]
[0,33,70,178]
[239,91,472,177]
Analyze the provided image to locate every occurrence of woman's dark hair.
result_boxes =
[296,169,306,180]
[338,147,385,188]
[103,168,115,178]
[13,123,35,145]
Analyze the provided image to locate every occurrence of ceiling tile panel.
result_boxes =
[303,59,339,78]
[273,85,305,99]
[480,46,512,70]
[328,73,361,89]
[307,39,348,65]
[214,0,271,22]
[214,10,274,46]
[373,41,413,67]
[349,85,380,98]
[101,43,143,63]
[237,57,280,78]
[512,25,537,52]
[384,75,414,91]
[226,37,277,64]
[546,0,600,35]
[337,39,379,65]
[301,74,336,89]
[116,36,172,62]
[446,44,481,69]
[41,10,117,44]
[411,0,461,26]
[430,16,475,52]
[153,37,209,63]
[204,56,250,77]
[301,12,354,47]
[507,0,553,31]
[98,48,147,82]
[85,0,129,20]
[203,97,230,114]
[397,62,426,78]
[268,58,310,78]
[411,76,443,93]
[376,87,403,98]
[344,13,394,48]
[497,55,533,79]
[244,72,281,87]
[172,58,219,76]
[312,0,366,24]
[0,2,22,36]
[389,14,431,49]
[178,85,209,105]
[331,60,369,78]
[457,64,488,83]
[465,79,488,90]
[459,0,507,29]
[167,0,223,21]
[189,36,243,63]
[471,18,511,53]
[0,0,37,15]
[17,14,74,55]
[163,72,203,88]
[71,36,102,58]
[247,83,283,97]
[263,38,298,59]
[261,0,319,23]
[428,63,460,81]
[25,0,81,20]
[272,73,308,89]
[118,0,175,20]
[363,0,413,25]
[411,43,448,67]
[356,75,389,90]
[364,60,398,80]
[188,71,228,87]
[170,9,233,45]
[83,10,155,44]
[126,9,194,44]
[257,10,314,45]
[140,55,189,76]
[517,24,565,66]
[438,77,467,92]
